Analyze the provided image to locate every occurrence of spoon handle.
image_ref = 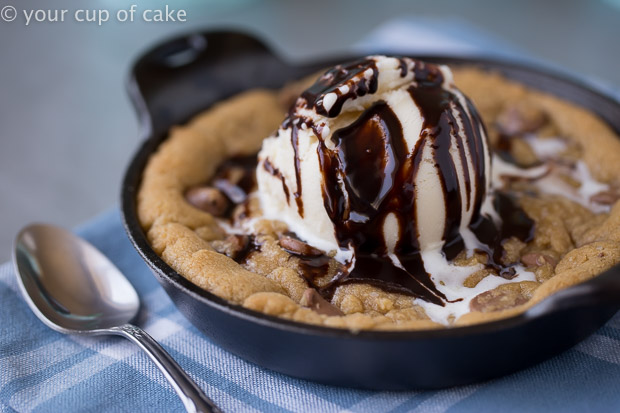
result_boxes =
[111,324,222,413]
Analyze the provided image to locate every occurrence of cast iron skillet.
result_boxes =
[121,30,620,390]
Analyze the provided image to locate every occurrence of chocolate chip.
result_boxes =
[212,235,241,257]
[496,104,548,136]
[212,234,258,263]
[499,267,517,279]
[279,234,323,257]
[589,190,620,206]
[299,288,344,316]
[185,186,229,216]
[212,156,258,197]
[227,234,249,255]
[213,179,247,204]
[469,287,528,313]
[521,252,557,268]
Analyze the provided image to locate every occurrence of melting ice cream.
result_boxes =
[256,55,535,314]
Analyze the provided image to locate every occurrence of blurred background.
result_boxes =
[1,0,619,261]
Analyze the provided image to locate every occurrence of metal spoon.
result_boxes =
[13,223,221,413]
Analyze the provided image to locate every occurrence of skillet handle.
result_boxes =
[127,30,288,137]
[526,268,620,318]
[130,30,274,102]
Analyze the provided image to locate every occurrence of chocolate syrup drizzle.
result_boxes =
[302,58,379,117]
[274,120,307,217]
[262,57,534,305]
[262,159,290,203]
[406,63,489,260]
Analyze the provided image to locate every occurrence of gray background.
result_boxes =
[1,0,619,261]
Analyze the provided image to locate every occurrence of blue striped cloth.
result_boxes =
[2,20,620,413]
[3,209,620,412]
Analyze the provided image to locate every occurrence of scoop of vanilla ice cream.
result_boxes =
[257,55,492,263]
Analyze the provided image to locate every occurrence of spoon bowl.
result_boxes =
[14,223,139,333]
[13,223,221,413]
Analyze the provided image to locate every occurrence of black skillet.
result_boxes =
[121,30,620,390]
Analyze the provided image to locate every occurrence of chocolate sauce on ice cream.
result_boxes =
[256,56,534,306]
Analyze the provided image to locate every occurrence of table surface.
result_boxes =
[1,0,620,261]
